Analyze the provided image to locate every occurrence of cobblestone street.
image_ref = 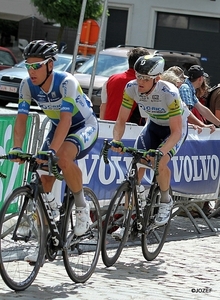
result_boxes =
[0,215,219,300]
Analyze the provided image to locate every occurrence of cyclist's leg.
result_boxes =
[38,124,61,217]
[57,114,98,236]
[63,187,101,283]
[135,121,173,225]
[155,123,188,225]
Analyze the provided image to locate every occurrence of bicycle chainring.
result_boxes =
[130,218,139,240]
[46,234,58,261]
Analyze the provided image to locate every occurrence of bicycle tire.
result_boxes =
[141,186,171,261]
[101,181,133,267]
[63,187,102,283]
[0,186,45,291]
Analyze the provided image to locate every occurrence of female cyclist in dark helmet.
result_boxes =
[9,40,99,261]
[111,54,188,238]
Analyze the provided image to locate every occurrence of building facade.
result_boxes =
[105,0,220,85]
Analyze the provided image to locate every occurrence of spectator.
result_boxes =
[160,70,215,133]
[191,78,210,123]
[167,66,186,87]
[100,47,150,125]
[179,65,220,216]
[179,65,220,127]
[205,83,220,216]
[207,83,220,120]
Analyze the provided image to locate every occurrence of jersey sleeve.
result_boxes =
[18,78,31,115]
[121,82,135,110]
[167,94,183,117]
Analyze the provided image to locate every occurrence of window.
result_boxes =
[157,13,188,29]
[189,16,219,33]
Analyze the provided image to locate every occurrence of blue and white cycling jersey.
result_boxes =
[18,71,94,128]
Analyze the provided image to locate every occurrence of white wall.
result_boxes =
[1,0,220,47]
[108,0,220,47]
[0,0,46,21]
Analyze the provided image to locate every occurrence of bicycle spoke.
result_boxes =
[63,187,101,283]
[101,181,133,267]
[0,186,44,291]
[142,187,171,261]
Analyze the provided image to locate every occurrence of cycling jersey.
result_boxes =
[122,79,188,157]
[18,71,98,159]
[18,71,94,128]
[122,79,188,126]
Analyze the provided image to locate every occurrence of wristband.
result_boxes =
[37,150,48,161]
[48,149,56,155]
[157,149,164,156]
[8,147,23,160]
[12,147,22,151]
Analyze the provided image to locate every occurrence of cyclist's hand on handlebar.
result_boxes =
[111,140,124,153]
[36,149,56,164]
[8,147,24,164]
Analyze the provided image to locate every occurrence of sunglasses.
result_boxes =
[135,72,155,81]
[25,58,50,70]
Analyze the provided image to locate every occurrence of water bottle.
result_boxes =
[46,192,56,209]
[44,192,59,218]
[137,185,146,208]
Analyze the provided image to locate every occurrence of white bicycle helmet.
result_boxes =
[134,55,164,77]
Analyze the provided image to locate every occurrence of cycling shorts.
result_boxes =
[135,120,188,158]
[41,114,99,160]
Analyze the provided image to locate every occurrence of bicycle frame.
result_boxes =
[6,154,68,250]
[101,138,162,234]
[0,151,102,290]
[125,155,158,234]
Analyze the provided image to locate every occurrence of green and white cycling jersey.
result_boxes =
[122,79,188,127]
[18,71,94,128]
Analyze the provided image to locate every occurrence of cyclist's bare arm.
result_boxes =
[14,114,28,149]
[113,105,131,149]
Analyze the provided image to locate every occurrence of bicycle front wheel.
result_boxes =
[0,186,45,291]
[63,187,102,283]
[141,186,171,261]
[101,181,133,267]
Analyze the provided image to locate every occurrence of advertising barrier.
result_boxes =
[78,121,220,204]
[1,116,220,209]
[0,113,40,210]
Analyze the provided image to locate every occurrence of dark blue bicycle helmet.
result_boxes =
[23,40,58,60]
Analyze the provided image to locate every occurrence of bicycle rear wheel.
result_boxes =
[101,181,133,267]
[63,187,102,283]
[0,186,45,291]
[141,186,171,261]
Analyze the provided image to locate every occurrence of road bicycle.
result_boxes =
[100,139,172,267]
[0,150,102,291]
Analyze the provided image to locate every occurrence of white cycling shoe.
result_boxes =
[74,202,90,236]
[155,197,173,226]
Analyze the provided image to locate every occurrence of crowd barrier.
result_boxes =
[1,114,220,233]
[0,113,40,207]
